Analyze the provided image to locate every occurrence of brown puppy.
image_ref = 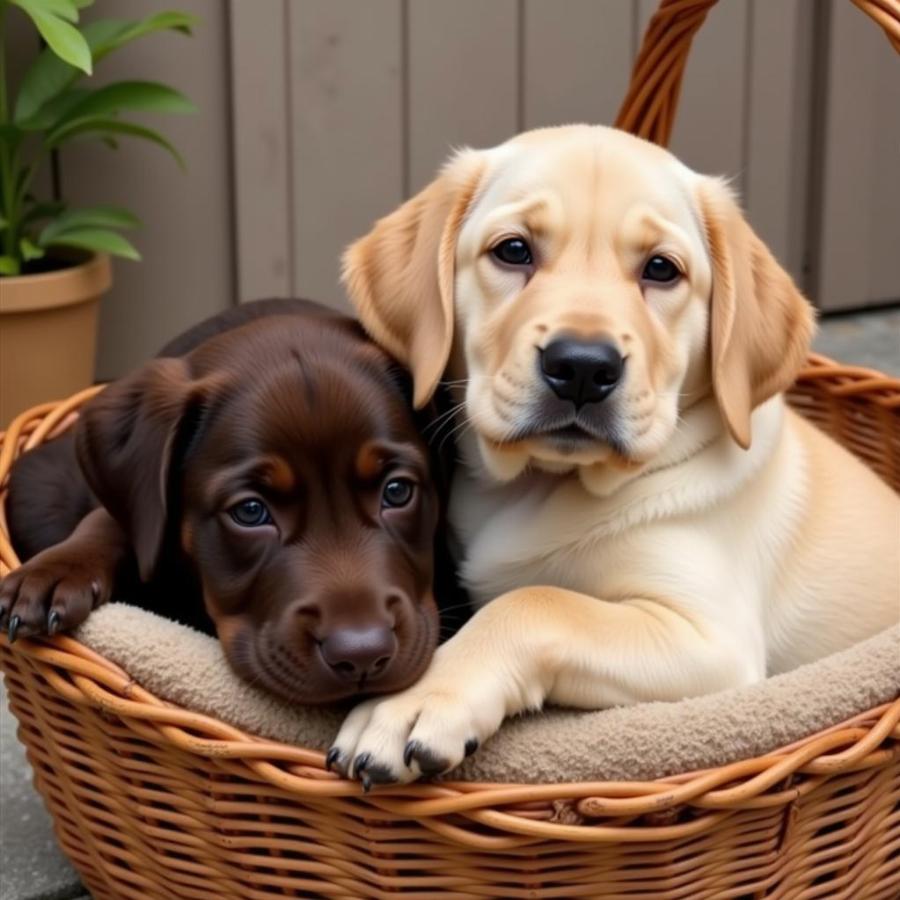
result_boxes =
[1,299,450,704]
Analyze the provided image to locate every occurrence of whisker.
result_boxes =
[438,419,473,453]
[424,402,469,445]
[435,599,474,615]
[438,416,474,455]
[422,401,466,436]
[427,415,466,448]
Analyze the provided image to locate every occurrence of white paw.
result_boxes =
[327,668,506,788]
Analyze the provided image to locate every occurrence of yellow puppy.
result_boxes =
[330,125,899,786]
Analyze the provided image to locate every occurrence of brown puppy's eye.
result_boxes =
[642,255,681,283]
[491,237,533,267]
[382,478,415,508]
[229,498,273,527]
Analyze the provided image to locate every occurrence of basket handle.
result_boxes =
[615,0,900,147]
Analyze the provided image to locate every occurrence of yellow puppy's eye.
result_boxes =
[642,255,681,283]
[491,237,533,266]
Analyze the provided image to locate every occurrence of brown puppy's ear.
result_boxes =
[697,178,815,449]
[75,358,205,582]
[342,150,485,408]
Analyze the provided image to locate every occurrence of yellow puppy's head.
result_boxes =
[343,125,814,484]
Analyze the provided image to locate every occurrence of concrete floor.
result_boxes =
[0,686,88,900]
[812,306,900,375]
[0,306,897,900]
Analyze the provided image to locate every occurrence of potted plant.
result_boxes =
[0,0,195,424]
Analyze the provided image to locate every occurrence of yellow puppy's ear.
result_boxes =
[342,151,484,408]
[698,178,815,449]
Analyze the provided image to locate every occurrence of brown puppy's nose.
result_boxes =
[320,626,397,682]
[540,338,624,408]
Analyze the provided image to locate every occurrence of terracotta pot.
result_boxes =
[0,253,111,427]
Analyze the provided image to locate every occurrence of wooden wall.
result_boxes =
[7,0,897,379]
[231,0,809,311]
[814,0,900,311]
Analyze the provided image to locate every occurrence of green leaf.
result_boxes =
[17,88,90,130]
[0,124,24,147]
[43,227,141,260]
[11,0,92,73]
[13,55,77,125]
[54,81,195,127]
[19,237,46,262]
[39,205,140,244]
[46,117,186,169]
[83,18,134,52]
[15,11,196,123]
[13,0,80,24]
[14,23,120,122]
[0,214,7,229]
[92,12,196,62]
[20,201,66,228]
[0,256,22,276]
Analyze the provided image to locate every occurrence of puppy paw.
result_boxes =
[328,671,505,787]
[0,548,114,642]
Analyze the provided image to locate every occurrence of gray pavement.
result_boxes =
[812,306,900,375]
[0,306,897,900]
[0,680,86,900]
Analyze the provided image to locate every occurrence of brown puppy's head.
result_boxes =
[76,313,439,703]
[343,125,814,491]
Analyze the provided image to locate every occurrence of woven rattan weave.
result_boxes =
[2,0,899,896]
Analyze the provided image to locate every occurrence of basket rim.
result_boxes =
[1,633,898,844]
[1,350,899,842]
[799,352,900,403]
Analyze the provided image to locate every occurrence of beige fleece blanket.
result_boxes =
[75,604,899,783]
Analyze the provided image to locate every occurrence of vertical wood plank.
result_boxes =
[523,0,634,130]
[228,0,292,302]
[63,0,235,379]
[744,0,812,282]
[407,0,518,193]
[814,0,900,310]
[637,0,748,186]
[289,0,404,309]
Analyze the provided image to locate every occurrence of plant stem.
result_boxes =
[0,2,7,124]
[0,0,17,262]
[15,151,38,206]
[0,0,23,268]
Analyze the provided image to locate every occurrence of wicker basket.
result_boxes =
[2,2,900,897]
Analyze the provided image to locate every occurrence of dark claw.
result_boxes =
[464,738,479,757]
[325,746,342,773]
[8,615,21,644]
[358,761,396,791]
[47,610,61,636]
[352,752,372,779]
[90,580,102,606]
[350,753,396,790]
[404,740,450,777]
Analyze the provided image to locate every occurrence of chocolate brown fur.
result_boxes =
[2,299,464,703]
